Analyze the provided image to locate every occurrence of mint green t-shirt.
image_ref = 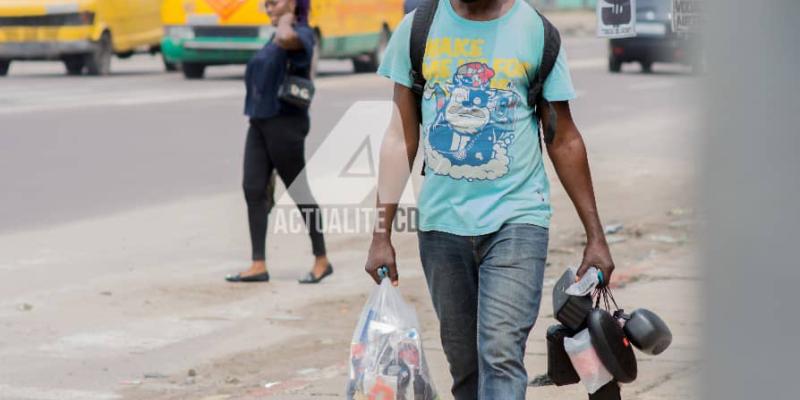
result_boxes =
[378,0,577,236]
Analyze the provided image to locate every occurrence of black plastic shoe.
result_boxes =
[298,264,333,284]
[225,272,270,283]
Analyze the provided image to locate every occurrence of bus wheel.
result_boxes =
[63,55,85,75]
[352,28,389,73]
[352,56,374,73]
[163,53,179,72]
[691,56,706,75]
[183,63,206,79]
[640,60,653,74]
[0,60,10,77]
[86,31,113,76]
[311,32,321,78]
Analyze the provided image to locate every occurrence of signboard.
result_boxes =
[205,0,247,21]
[597,0,637,38]
[672,0,702,33]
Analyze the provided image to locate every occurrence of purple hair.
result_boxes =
[294,0,310,25]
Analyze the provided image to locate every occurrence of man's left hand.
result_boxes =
[576,238,615,286]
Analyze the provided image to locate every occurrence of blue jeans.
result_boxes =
[418,224,548,400]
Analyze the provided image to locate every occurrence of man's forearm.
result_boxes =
[365,85,420,285]
[548,134,605,241]
[374,203,399,239]
[546,106,606,242]
[372,84,421,239]
[374,134,417,239]
[546,102,615,281]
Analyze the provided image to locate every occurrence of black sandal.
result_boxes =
[298,264,333,284]
[225,272,270,283]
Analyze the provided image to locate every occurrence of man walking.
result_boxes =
[365,0,616,399]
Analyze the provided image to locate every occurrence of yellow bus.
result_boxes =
[161,0,405,79]
[0,0,163,76]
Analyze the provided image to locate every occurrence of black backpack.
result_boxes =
[409,0,562,145]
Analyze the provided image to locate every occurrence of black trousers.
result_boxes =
[590,381,622,399]
[243,114,326,260]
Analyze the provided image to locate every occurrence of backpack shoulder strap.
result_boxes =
[410,0,439,176]
[529,10,562,144]
[410,0,439,99]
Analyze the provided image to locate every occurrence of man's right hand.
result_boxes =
[365,235,399,286]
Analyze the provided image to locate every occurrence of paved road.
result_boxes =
[0,36,693,234]
[0,37,701,400]
[0,56,378,234]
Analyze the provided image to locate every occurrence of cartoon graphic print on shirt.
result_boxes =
[377,1,578,234]
[424,62,522,181]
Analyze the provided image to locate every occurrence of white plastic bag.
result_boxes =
[566,266,601,296]
[564,328,614,394]
[346,279,439,400]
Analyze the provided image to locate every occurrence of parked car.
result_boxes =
[0,0,164,76]
[608,0,701,73]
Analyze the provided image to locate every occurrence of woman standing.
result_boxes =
[226,0,332,284]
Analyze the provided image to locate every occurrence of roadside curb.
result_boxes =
[543,10,597,37]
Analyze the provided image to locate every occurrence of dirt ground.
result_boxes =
[119,202,698,400]
[0,21,701,399]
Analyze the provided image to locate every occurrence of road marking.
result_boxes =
[628,80,677,91]
[569,57,606,70]
[0,88,243,115]
[0,384,119,400]
[0,58,605,115]
[0,75,381,115]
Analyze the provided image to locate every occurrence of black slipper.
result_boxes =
[298,264,333,284]
[225,272,270,283]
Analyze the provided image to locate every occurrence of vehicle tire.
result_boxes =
[63,55,85,75]
[691,57,705,75]
[608,55,622,73]
[352,27,389,73]
[351,57,371,73]
[0,60,10,77]
[310,31,321,78]
[86,31,113,76]
[164,61,179,72]
[640,61,653,74]
[182,63,206,79]
[162,53,179,72]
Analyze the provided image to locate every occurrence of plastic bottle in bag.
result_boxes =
[347,279,439,400]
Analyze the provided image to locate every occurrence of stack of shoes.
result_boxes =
[545,268,673,398]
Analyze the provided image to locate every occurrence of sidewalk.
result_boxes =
[0,26,699,398]
[546,9,597,37]
[112,196,700,400]
[0,162,698,400]
[242,236,700,400]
